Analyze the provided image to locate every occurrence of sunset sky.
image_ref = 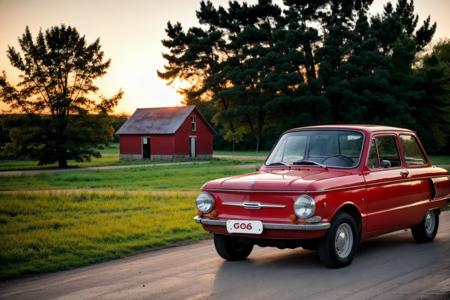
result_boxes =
[1,0,449,115]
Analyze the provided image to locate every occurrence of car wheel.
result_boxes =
[411,210,439,243]
[213,234,253,261]
[318,212,359,268]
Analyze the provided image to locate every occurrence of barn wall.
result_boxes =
[150,135,175,155]
[174,109,213,156]
[119,135,141,155]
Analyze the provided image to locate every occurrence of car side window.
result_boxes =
[367,139,381,169]
[399,135,427,165]
[367,135,401,169]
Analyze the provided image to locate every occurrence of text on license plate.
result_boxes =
[226,220,263,234]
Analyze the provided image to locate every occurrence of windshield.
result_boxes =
[266,130,364,168]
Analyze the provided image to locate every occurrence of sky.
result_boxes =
[0,0,449,115]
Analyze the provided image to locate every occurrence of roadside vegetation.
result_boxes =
[0,191,205,279]
[0,144,164,171]
[0,144,122,171]
[214,150,269,157]
[428,156,450,165]
[0,156,257,279]
[0,160,257,191]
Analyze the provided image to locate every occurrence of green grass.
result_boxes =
[0,144,126,171]
[429,155,450,165]
[0,191,207,279]
[214,150,269,157]
[0,144,266,171]
[0,160,255,191]
[0,159,257,279]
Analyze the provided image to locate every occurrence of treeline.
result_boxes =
[159,0,450,154]
[0,114,127,160]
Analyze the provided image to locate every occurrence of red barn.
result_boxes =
[116,106,214,160]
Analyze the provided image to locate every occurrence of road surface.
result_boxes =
[1,212,449,300]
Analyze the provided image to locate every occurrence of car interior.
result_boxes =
[367,135,401,169]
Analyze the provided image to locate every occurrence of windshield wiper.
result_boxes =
[266,161,290,166]
[292,160,327,169]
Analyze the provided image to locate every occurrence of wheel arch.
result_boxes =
[332,202,363,239]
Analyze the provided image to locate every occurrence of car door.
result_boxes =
[397,134,433,225]
[364,134,412,234]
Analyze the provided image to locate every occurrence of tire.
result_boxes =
[213,234,253,261]
[411,210,439,243]
[318,212,359,268]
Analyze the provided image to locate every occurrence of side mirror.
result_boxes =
[381,160,391,168]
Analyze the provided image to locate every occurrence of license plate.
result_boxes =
[226,220,263,234]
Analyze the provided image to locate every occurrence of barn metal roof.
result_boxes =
[116,106,214,135]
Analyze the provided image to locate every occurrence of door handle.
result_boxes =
[400,170,409,177]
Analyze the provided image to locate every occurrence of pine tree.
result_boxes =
[159,0,445,153]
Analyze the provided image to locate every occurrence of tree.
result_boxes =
[0,25,122,167]
[414,39,450,153]
[320,0,435,125]
[159,0,444,153]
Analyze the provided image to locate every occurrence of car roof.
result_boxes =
[287,124,414,134]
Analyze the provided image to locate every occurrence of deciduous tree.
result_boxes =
[0,25,122,167]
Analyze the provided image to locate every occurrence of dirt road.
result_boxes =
[1,212,449,300]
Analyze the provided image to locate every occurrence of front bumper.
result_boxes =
[193,216,330,231]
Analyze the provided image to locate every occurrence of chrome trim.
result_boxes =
[305,216,322,223]
[193,216,330,231]
[222,201,286,209]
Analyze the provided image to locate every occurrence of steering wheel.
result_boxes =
[322,155,354,167]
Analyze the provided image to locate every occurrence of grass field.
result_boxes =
[214,150,269,157]
[0,191,205,279]
[428,155,450,165]
[0,144,122,171]
[0,160,255,279]
[0,160,258,191]
[0,144,268,171]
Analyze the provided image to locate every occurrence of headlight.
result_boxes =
[294,195,315,219]
[196,192,215,213]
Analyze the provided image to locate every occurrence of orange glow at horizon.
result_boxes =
[1,0,449,115]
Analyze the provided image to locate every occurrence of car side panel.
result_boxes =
[364,169,414,234]
[430,174,450,199]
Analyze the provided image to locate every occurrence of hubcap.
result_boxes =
[424,211,435,235]
[335,223,353,259]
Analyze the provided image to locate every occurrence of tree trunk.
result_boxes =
[255,136,260,153]
[58,157,68,168]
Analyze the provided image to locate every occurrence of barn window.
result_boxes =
[191,115,196,131]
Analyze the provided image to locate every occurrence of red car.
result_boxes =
[194,125,450,267]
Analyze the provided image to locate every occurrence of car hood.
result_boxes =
[202,167,358,192]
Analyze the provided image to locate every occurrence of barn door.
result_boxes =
[142,137,151,159]
[189,136,196,158]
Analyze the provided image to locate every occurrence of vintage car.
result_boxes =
[194,125,450,268]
